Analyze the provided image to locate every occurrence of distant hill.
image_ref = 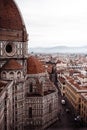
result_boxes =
[29,46,87,54]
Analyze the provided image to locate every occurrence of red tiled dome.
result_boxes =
[27,56,45,74]
[1,59,23,70]
[0,0,24,30]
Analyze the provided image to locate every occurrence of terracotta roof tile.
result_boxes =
[27,56,45,74]
[2,59,23,70]
[0,0,23,30]
[66,76,87,91]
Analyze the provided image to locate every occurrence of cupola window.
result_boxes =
[10,72,14,79]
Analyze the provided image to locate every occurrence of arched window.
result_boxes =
[30,82,33,93]
[10,72,14,79]
[17,71,21,78]
[29,107,32,118]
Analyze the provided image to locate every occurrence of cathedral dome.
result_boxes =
[0,0,27,41]
[0,0,24,30]
[27,56,45,74]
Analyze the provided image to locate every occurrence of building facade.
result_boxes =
[0,0,58,130]
[80,93,87,123]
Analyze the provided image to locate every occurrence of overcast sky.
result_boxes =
[15,0,87,48]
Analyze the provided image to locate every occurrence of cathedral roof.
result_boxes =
[1,59,23,70]
[0,0,24,30]
[27,56,45,74]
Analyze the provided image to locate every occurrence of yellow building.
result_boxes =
[80,93,87,123]
[64,75,87,114]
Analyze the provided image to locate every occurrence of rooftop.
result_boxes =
[65,75,87,92]
[1,59,23,70]
[27,56,45,74]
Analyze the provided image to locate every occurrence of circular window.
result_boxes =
[6,44,12,53]
[5,42,16,56]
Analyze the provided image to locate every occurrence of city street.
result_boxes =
[46,91,87,130]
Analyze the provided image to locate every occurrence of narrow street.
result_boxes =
[46,91,87,130]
